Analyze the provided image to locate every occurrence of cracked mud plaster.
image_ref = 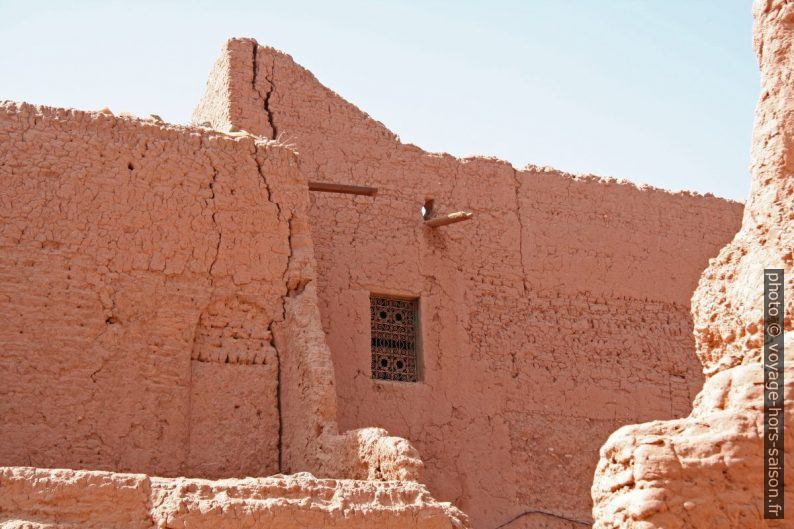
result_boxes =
[0,466,470,529]
[0,101,321,480]
[0,99,427,492]
[193,38,744,528]
[591,1,794,527]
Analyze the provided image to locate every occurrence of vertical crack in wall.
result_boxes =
[184,147,224,473]
[251,43,278,140]
[187,149,223,471]
[266,318,284,471]
[252,145,292,472]
[207,162,221,276]
[511,168,530,295]
[263,67,278,140]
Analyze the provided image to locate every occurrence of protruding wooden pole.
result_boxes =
[424,211,473,228]
[308,182,378,196]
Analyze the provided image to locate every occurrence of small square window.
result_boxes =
[370,295,419,382]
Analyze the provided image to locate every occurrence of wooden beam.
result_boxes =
[424,211,473,228]
[308,181,378,196]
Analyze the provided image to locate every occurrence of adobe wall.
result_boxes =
[0,101,355,479]
[194,39,744,528]
[0,466,469,529]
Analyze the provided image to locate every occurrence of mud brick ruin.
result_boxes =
[0,1,791,528]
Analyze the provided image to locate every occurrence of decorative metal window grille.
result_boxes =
[370,296,419,382]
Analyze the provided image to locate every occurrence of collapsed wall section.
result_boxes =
[193,38,743,528]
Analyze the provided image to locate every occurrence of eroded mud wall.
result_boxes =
[0,102,335,477]
[0,466,469,529]
[194,39,743,527]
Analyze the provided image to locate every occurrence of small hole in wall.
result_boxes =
[127,162,134,171]
[421,198,435,220]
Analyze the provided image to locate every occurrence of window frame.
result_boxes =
[369,293,421,383]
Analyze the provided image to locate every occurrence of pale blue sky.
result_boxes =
[1,1,757,200]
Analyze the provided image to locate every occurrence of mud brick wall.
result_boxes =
[193,38,744,528]
[0,101,332,478]
[0,466,469,529]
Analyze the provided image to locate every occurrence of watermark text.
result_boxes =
[765,268,784,519]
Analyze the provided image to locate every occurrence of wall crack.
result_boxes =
[251,42,278,140]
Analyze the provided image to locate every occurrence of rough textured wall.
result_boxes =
[194,39,743,528]
[0,466,469,529]
[592,1,793,527]
[0,101,372,481]
[0,102,294,477]
[0,100,428,484]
